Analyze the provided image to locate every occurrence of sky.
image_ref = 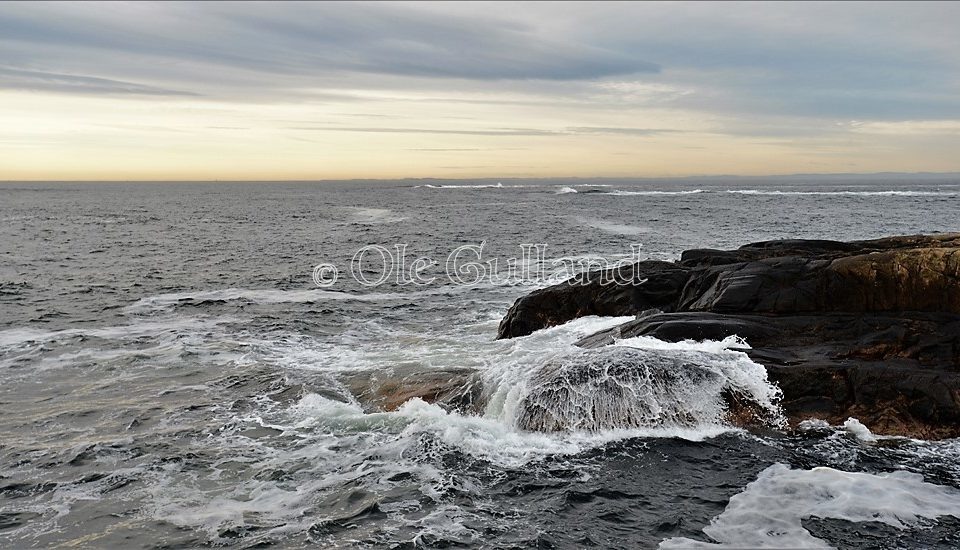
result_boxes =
[1,1,959,181]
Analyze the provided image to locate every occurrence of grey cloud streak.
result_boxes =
[290,126,680,137]
[0,66,198,96]
[1,2,958,133]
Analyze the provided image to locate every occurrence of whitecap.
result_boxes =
[577,217,650,236]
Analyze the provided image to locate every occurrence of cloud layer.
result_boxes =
[1,1,959,179]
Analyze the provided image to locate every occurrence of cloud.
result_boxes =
[3,1,960,180]
[566,126,680,136]
[289,126,558,136]
[290,126,680,137]
[0,66,197,96]
[0,3,658,85]
[2,2,957,123]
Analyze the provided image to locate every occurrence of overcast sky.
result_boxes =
[2,1,959,180]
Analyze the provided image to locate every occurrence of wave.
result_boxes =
[510,334,784,433]
[418,182,507,189]
[555,186,578,194]
[256,315,749,465]
[481,318,784,440]
[726,189,959,196]
[660,462,960,548]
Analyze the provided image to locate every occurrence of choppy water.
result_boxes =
[2,178,960,548]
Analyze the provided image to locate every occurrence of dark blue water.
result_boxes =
[2,179,960,548]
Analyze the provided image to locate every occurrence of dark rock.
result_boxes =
[496,260,690,339]
[499,233,960,439]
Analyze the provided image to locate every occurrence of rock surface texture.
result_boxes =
[499,233,960,439]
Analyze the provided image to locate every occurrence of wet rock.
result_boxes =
[497,260,691,339]
[515,345,783,433]
[500,233,960,439]
[342,367,483,413]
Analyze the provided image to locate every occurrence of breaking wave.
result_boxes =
[417,182,506,189]
[509,334,784,433]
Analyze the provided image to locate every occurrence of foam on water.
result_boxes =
[418,182,507,189]
[555,186,578,194]
[576,217,650,236]
[660,463,960,548]
[842,417,878,443]
[479,319,784,436]
[508,333,784,432]
[265,315,747,467]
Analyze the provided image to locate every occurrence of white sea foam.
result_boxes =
[290,392,731,470]
[577,217,650,236]
[555,186,578,194]
[267,315,744,466]
[508,333,783,432]
[614,335,784,427]
[842,417,878,443]
[418,182,507,189]
[482,318,784,436]
[615,334,751,353]
[660,463,960,548]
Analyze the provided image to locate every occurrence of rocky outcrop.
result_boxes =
[499,233,960,439]
[496,260,692,339]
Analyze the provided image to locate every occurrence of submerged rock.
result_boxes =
[515,346,784,432]
[342,367,483,414]
[500,233,960,439]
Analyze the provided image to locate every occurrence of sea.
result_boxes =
[2,177,960,548]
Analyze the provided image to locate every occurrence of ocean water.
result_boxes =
[2,178,960,548]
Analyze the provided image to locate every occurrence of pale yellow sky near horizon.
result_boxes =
[4,89,959,181]
[2,2,960,181]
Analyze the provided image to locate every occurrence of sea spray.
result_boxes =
[510,339,785,432]
[481,318,785,434]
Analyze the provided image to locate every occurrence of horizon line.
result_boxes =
[2,170,960,184]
